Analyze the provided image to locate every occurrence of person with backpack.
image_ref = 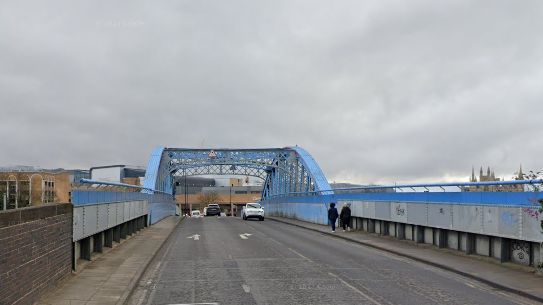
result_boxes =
[340,203,352,232]
[328,202,339,232]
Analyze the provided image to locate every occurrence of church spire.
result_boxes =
[518,164,524,180]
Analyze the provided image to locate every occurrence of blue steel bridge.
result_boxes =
[60,146,543,304]
[76,145,543,227]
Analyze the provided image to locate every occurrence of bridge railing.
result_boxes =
[261,179,543,267]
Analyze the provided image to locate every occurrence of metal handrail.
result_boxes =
[266,179,543,198]
[79,179,171,195]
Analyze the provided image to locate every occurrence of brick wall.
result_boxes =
[0,203,72,305]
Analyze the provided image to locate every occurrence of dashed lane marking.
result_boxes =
[288,247,313,262]
[328,272,383,305]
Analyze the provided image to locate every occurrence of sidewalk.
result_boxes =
[269,216,543,303]
[36,216,181,305]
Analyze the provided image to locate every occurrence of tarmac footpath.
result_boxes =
[269,216,543,303]
[36,216,182,305]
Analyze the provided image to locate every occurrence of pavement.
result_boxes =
[36,216,182,305]
[127,216,542,305]
[269,216,543,303]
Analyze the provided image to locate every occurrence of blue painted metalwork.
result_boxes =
[143,146,168,194]
[260,179,543,225]
[143,146,332,200]
[79,178,169,194]
[272,179,543,196]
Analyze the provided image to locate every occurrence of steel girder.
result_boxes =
[143,147,332,200]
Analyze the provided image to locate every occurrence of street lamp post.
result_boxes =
[184,170,188,216]
[230,183,233,217]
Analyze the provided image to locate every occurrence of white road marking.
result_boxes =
[239,233,252,239]
[167,303,219,305]
[187,234,200,240]
[242,284,251,293]
[288,248,313,262]
[328,272,383,305]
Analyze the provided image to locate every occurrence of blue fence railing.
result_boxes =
[71,190,176,224]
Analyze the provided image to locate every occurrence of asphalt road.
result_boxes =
[128,217,541,305]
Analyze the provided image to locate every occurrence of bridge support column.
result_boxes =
[396,223,405,240]
[120,223,127,239]
[368,219,375,233]
[414,225,424,243]
[498,238,511,263]
[104,229,113,248]
[113,225,121,243]
[465,233,476,255]
[352,217,360,230]
[93,232,103,253]
[80,237,91,261]
[380,221,389,236]
[436,229,446,248]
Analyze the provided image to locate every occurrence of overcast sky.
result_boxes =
[1,0,542,184]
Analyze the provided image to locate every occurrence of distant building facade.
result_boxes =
[0,168,90,209]
[89,165,146,186]
[464,165,524,192]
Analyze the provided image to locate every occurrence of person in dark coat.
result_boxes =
[340,203,352,232]
[328,202,339,232]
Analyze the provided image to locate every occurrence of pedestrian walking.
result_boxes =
[328,202,339,232]
[340,203,352,232]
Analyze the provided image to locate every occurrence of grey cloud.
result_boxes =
[1,0,542,184]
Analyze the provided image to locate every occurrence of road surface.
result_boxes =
[128,217,540,305]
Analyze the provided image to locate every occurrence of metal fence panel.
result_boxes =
[498,207,521,238]
[98,204,108,231]
[131,201,137,219]
[73,207,84,241]
[124,203,130,222]
[374,202,390,220]
[390,202,408,223]
[362,201,375,218]
[482,206,500,236]
[428,203,452,229]
[83,205,98,238]
[453,205,482,233]
[521,207,542,241]
[117,202,124,224]
[407,203,427,225]
[108,203,117,229]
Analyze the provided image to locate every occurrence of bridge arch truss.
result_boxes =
[143,146,332,200]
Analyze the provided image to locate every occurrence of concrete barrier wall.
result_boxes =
[0,203,72,305]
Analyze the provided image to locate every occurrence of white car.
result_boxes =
[242,203,264,221]
[191,210,202,218]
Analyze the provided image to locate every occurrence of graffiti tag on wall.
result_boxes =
[395,205,405,216]
[522,208,540,221]
[500,212,517,226]
[511,240,530,265]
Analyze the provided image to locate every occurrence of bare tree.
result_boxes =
[197,191,219,206]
